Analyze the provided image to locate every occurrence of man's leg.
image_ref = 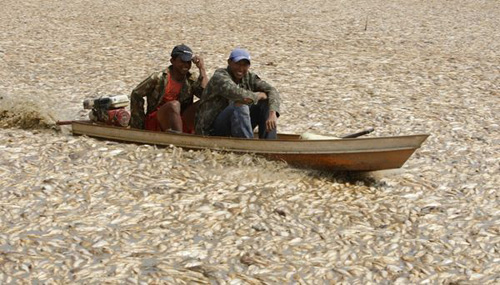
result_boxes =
[157,100,182,132]
[181,101,200,134]
[250,100,277,139]
[213,103,253,138]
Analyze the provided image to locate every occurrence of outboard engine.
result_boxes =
[83,95,130,127]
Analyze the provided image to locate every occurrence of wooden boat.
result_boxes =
[70,121,429,172]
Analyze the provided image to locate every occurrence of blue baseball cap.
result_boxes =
[229,48,251,63]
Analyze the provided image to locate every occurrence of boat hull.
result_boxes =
[71,122,429,171]
[265,149,417,171]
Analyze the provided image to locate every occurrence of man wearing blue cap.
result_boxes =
[130,44,208,133]
[195,48,280,139]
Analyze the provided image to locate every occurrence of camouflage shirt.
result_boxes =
[195,67,280,135]
[129,66,203,129]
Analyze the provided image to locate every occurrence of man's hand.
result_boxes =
[235,92,267,106]
[192,55,208,88]
[256,92,268,101]
[192,55,204,69]
[266,111,277,132]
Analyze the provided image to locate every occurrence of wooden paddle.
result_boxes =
[341,127,374,138]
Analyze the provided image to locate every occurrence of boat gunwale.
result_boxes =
[71,122,429,155]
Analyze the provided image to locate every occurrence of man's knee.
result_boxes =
[161,100,181,113]
[232,104,250,117]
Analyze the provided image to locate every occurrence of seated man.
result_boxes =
[195,48,280,139]
[129,44,208,133]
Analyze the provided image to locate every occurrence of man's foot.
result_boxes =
[166,129,183,134]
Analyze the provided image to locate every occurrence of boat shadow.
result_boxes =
[302,168,400,187]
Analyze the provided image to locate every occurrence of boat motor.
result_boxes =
[83,95,131,127]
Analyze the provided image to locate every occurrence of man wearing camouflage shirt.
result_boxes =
[129,44,208,133]
[195,48,280,139]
